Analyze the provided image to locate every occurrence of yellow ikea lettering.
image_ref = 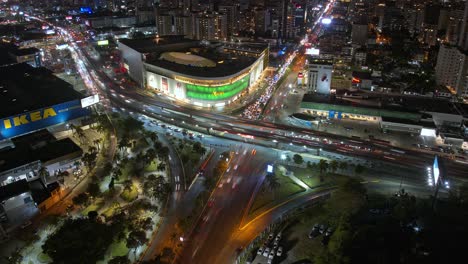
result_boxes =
[13,115,29,126]
[43,108,57,118]
[30,111,42,122]
[2,107,59,130]
[3,119,12,129]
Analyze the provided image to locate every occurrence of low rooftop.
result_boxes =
[0,130,82,173]
[0,63,84,118]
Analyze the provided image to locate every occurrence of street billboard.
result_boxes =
[97,40,109,46]
[433,156,440,185]
[81,94,100,108]
[0,100,90,140]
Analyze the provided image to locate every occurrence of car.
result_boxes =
[273,240,279,247]
[267,258,273,264]
[276,245,284,257]
[309,224,320,238]
[257,247,264,255]
[319,224,327,234]
[269,250,275,259]
[263,247,270,257]
[325,227,334,237]
[275,232,282,241]
[268,233,274,240]
[174,128,181,132]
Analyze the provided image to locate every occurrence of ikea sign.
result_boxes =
[0,100,90,140]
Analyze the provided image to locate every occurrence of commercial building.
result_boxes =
[306,57,333,95]
[299,92,468,147]
[0,63,93,140]
[118,36,269,107]
[0,130,82,230]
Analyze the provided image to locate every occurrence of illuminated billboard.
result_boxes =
[81,94,100,108]
[0,100,90,140]
[97,40,109,46]
[306,48,320,56]
[185,75,250,101]
[321,18,332,24]
[433,156,440,185]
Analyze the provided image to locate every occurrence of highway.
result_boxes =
[29,1,468,263]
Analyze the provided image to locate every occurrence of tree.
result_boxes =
[87,182,101,197]
[264,173,281,196]
[112,167,122,181]
[192,142,206,155]
[126,230,148,258]
[88,210,98,221]
[318,159,329,181]
[293,154,304,164]
[330,160,338,173]
[4,248,22,264]
[109,177,115,190]
[118,136,130,154]
[93,138,102,151]
[123,180,133,192]
[338,161,348,172]
[82,151,98,171]
[72,193,89,207]
[108,256,131,264]
[148,131,158,143]
[354,164,366,176]
[42,218,115,264]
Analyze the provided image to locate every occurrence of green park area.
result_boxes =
[249,168,306,214]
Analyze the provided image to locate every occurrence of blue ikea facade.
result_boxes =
[0,100,90,140]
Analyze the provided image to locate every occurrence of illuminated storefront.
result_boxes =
[186,75,250,101]
[145,53,265,107]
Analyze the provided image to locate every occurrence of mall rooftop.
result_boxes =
[302,92,468,120]
[0,63,84,118]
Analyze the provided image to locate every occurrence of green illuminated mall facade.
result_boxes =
[144,50,267,108]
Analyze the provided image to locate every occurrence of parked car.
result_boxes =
[309,224,320,238]
[277,246,283,257]
[268,233,274,240]
[319,224,327,234]
[263,247,270,257]
[325,227,334,237]
[257,247,264,255]
[275,232,282,241]
[269,249,275,259]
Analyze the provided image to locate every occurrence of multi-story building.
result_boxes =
[435,44,468,96]
[306,57,333,94]
[351,23,368,45]
[194,12,227,40]
[218,5,239,37]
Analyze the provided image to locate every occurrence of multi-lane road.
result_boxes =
[29,1,468,263]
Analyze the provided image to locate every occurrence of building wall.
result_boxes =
[307,63,333,94]
[144,52,266,107]
[118,41,145,86]
[0,99,90,140]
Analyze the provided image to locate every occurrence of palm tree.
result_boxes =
[318,160,328,182]
[149,131,158,143]
[123,180,133,192]
[339,161,348,172]
[330,160,338,174]
[264,173,281,198]
[69,123,77,136]
[93,138,102,151]
[118,136,130,154]
[75,126,86,144]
